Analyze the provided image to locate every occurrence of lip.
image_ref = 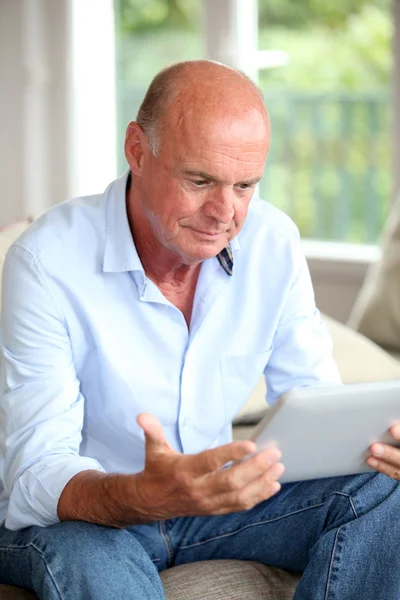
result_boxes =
[192,229,225,237]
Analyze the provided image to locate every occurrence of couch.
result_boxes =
[1,202,400,599]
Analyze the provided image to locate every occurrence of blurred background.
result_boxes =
[115,0,397,245]
[1,0,400,320]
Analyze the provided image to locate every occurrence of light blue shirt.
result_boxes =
[0,171,340,530]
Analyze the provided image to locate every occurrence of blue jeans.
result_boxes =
[0,472,399,599]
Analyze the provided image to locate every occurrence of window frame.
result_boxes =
[204,0,398,322]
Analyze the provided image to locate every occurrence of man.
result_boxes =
[0,60,399,599]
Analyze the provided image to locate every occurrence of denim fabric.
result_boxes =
[0,472,398,600]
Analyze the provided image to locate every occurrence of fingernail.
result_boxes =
[392,426,400,440]
[371,444,384,457]
[270,462,285,479]
[368,457,379,468]
[269,448,282,461]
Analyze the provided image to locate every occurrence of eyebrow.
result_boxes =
[182,170,262,186]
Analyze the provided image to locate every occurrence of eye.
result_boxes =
[236,183,252,190]
[192,179,209,187]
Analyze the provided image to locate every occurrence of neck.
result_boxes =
[126,184,199,289]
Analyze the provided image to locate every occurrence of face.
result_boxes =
[128,108,270,264]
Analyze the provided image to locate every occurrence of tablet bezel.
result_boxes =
[250,380,400,483]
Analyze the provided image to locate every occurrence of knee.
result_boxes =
[324,472,399,530]
[30,520,154,571]
[6,521,165,600]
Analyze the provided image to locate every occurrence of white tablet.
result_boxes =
[250,380,400,483]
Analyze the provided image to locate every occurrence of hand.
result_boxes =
[367,424,400,480]
[130,413,285,521]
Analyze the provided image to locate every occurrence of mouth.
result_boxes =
[191,229,226,239]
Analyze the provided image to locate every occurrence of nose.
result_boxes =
[202,187,234,224]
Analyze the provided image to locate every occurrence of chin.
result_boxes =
[185,243,226,263]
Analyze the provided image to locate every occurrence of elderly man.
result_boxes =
[0,60,399,599]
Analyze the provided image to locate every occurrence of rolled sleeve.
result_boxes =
[1,244,104,530]
[265,232,341,405]
[6,455,104,530]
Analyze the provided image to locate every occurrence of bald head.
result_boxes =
[136,60,269,156]
[125,60,270,267]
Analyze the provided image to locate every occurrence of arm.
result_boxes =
[265,229,341,404]
[58,414,284,527]
[263,230,400,481]
[1,244,105,530]
[1,245,284,529]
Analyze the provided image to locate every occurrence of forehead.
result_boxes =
[163,109,270,178]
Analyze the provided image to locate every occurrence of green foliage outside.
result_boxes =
[115,0,394,243]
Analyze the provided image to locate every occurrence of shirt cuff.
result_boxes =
[5,455,105,530]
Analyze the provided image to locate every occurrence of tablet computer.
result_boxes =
[250,380,400,483]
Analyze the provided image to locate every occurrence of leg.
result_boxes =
[0,520,165,600]
[168,473,400,600]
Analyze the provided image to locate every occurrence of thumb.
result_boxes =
[137,413,173,456]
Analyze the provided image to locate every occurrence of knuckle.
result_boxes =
[261,476,279,498]
[236,491,255,511]
[225,473,241,491]
[199,453,214,471]
[187,485,203,504]
[253,454,267,471]
[199,497,213,512]
[392,470,400,481]
[262,473,273,487]
[196,488,212,508]
[177,471,192,490]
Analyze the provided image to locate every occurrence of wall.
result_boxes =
[0,1,25,225]
[307,250,378,323]
[394,0,400,196]
[0,0,116,228]
[0,0,72,226]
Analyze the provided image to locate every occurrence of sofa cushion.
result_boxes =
[161,560,300,600]
[348,195,400,352]
[234,313,400,425]
[0,585,36,599]
[0,561,300,600]
[323,314,400,382]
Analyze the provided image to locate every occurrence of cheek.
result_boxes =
[171,188,207,222]
[163,190,203,233]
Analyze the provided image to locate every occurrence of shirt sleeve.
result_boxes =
[264,230,341,405]
[0,244,105,530]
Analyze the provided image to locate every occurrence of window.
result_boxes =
[114,0,203,173]
[258,0,394,244]
[114,0,395,245]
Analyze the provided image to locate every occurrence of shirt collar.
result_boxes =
[103,170,144,274]
[102,170,240,275]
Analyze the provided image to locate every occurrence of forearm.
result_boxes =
[57,470,150,528]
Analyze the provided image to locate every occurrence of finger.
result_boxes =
[209,447,283,493]
[192,441,257,475]
[367,456,400,481]
[369,442,400,468]
[390,424,400,441]
[137,413,172,454]
[208,467,283,514]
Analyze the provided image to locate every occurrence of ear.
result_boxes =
[124,121,147,176]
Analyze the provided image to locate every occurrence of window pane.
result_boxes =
[114,0,203,174]
[258,1,394,243]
